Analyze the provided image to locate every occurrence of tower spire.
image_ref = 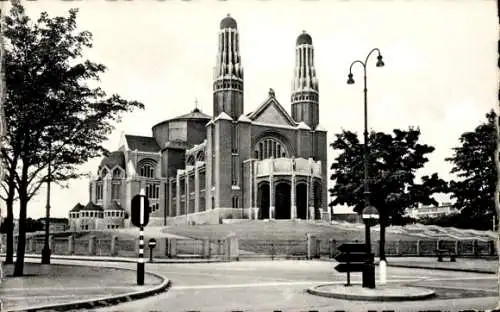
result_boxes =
[213,14,244,119]
[291,31,319,129]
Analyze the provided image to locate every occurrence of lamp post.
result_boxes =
[41,139,52,264]
[347,48,384,288]
[362,205,379,288]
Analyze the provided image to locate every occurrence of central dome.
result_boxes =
[220,14,237,29]
[296,31,312,45]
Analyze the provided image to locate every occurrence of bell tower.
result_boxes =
[213,14,244,120]
[291,31,319,129]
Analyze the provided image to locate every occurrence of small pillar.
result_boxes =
[224,234,239,261]
[49,235,54,250]
[110,236,118,256]
[416,240,420,256]
[157,238,168,258]
[168,238,177,258]
[88,235,96,255]
[307,233,318,259]
[68,235,74,255]
[202,238,210,258]
[28,238,34,253]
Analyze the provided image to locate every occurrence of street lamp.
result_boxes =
[41,139,52,264]
[347,48,385,288]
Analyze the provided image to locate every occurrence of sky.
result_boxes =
[1,0,498,218]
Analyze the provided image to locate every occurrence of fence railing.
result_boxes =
[4,235,239,260]
[327,239,497,258]
[2,234,497,261]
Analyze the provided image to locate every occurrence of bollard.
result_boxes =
[379,260,387,285]
[148,238,157,263]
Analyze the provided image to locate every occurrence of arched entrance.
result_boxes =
[296,183,308,220]
[314,182,322,220]
[275,182,291,219]
[257,182,270,219]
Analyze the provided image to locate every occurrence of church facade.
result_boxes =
[69,15,328,230]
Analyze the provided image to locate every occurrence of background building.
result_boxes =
[71,15,328,229]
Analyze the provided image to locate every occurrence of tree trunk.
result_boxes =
[493,109,500,308]
[4,197,13,264]
[379,216,386,261]
[13,160,29,277]
[13,190,27,277]
[4,178,15,264]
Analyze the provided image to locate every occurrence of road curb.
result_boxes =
[5,264,172,312]
[320,258,496,275]
[307,284,436,302]
[17,254,226,264]
[386,263,496,275]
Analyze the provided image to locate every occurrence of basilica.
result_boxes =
[69,15,328,231]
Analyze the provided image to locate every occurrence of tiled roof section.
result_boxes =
[70,203,84,212]
[125,135,160,153]
[99,151,125,169]
[106,201,125,211]
[171,108,212,121]
[82,201,104,211]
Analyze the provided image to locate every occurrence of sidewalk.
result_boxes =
[0,260,169,312]
[383,257,498,274]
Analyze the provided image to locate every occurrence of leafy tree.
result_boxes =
[329,127,448,260]
[2,1,144,276]
[446,110,497,230]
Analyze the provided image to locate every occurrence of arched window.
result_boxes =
[186,155,195,166]
[100,168,108,178]
[112,168,122,179]
[138,159,157,178]
[254,137,289,160]
[196,151,205,162]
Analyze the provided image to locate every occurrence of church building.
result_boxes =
[69,15,328,230]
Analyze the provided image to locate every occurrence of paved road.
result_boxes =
[41,259,497,312]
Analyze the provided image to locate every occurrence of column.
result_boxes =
[168,179,173,217]
[249,160,253,220]
[308,158,315,220]
[176,172,181,216]
[291,174,296,219]
[309,176,315,220]
[194,163,200,213]
[185,171,190,215]
[253,161,258,220]
[269,158,274,220]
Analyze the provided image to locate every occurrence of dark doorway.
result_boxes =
[296,183,308,219]
[314,182,322,220]
[275,183,291,219]
[258,182,270,219]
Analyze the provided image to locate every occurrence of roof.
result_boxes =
[297,31,312,45]
[125,135,160,153]
[171,108,212,121]
[220,14,237,29]
[237,114,251,123]
[296,121,311,130]
[81,201,104,212]
[100,151,125,169]
[214,112,233,122]
[153,108,212,129]
[248,90,296,127]
[70,203,84,212]
[106,201,125,211]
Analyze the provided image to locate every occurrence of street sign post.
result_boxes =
[148,238,157,263]
[131,189,150,286]
[334,243,373,287]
